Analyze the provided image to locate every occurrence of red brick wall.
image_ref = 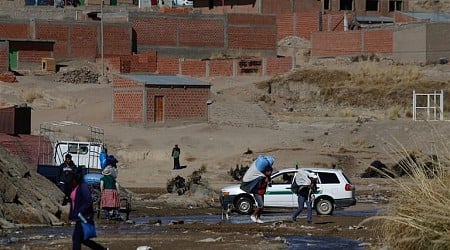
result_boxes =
[35,22,70,59]
[181,60,207,77]
[34,20,131,60]
[178,18,224,47]
[157,57,179,75]
[364,30,393,54]
[71,24,97,59]
[0,42,8,73]
[102,24,132,56]
[227,14,277,50]
[266,57,292,75]
[113,91,143,123]
[113,77,143,123]
[311,29,393,57]
[0,22,30,39]
[130,13,277,54]
[209,59,233,77]
[277,14,295,40]
[146,88,209,122]
[311,31,361,57]
[296,12,320,40]
[195,0,259,14]
[18,50,52,63]
[132,16,178,46]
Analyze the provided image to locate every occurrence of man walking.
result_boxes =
[171,144,181,169]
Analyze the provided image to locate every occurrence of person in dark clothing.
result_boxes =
[171,144,181,169]
[68,172,107,250]
[58,154,81,204]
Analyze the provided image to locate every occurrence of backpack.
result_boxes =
[291,181,300,194]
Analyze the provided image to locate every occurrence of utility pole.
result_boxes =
[101,1,104,79]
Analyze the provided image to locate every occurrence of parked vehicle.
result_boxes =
[173,0,192,6]
[36,121,131,220]
[219,167,356,215]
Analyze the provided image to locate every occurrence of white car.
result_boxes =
[219,167,356,215]
[173,0,193,6]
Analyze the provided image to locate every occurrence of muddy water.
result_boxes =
[0,208,378,249]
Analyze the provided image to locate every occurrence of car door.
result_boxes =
[264,171,297,207]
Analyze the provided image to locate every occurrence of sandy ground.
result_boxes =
[2,62,450,249]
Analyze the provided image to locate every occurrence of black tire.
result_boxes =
[235,196,254,215]
[90,185,101,205]
[315,198,334,215]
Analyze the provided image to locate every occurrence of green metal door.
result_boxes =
[9,49,18,70]
[110,0,117,5]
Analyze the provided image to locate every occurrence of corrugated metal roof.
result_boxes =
[118,74,210,86]
[401,12,450,22]
[355,16,394,23]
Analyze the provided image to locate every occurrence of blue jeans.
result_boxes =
[292,195,312,222]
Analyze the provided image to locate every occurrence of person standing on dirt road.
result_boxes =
[240,155,275,223]
[68,171,107,250]
[100,168,121,220]
[291,169,318,224]
[58,154,81,205]
[171,144,181,169]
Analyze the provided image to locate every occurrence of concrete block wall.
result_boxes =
[0,42,9,72]
[311,29,393,57]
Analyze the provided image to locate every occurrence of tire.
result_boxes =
[235,196,254,215]
[315,198,334,215]
[90,186,101,205]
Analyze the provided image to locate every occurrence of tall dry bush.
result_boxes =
[363,135,450,249]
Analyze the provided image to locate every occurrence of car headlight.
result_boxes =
[221,191,230,196]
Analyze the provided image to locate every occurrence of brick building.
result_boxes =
[113,74,211,125]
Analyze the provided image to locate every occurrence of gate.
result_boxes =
[412,90,444,121]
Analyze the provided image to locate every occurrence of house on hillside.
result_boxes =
[112,74,211,125]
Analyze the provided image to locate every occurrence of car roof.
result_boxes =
[274,167,342,174]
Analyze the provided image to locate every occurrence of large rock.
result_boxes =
[0,146,65,228]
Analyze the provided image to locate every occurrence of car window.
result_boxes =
[317,172,340,184]
[271,172,295,185]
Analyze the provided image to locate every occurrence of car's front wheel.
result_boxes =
[315,198,334,215]
[235,196,254,215]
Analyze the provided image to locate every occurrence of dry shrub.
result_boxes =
[386,105,402,120]
[362,134,450,249]
[22,89,43,103]
[351,137,365,147]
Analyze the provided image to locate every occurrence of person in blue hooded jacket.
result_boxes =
[240,155,275,223]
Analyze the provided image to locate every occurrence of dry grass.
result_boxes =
[258,62,450,113]
[362,134,450,249]
[22,89,43,103]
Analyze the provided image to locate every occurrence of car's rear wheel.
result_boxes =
[315,198,334,215]
[235,196,254,215]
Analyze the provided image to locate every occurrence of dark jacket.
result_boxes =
[58,161,80,184]
[69,182,95,222]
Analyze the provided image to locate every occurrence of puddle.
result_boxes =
[284,235,365,250]
[0,207,377,248]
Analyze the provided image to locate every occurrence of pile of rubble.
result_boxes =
[0,72,17,83]
[57,66,101,84]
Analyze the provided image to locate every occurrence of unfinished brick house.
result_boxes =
[113,74,211,125]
